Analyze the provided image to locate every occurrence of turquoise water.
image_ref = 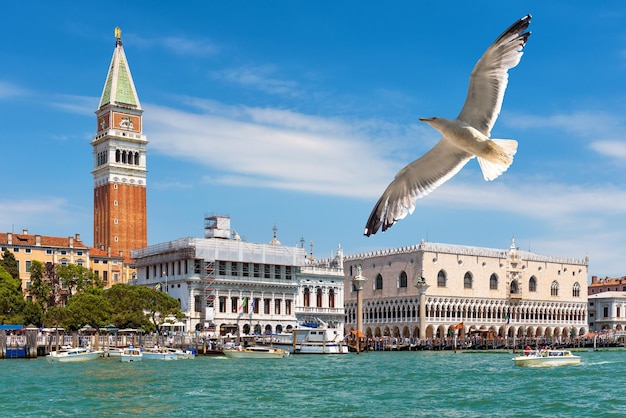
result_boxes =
[1,350,625,417]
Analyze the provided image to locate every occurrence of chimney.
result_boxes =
[75,233,81,242]
[22,229,28,235]
[7,233,12,245]
[69,236,74,248]
[591,276,598,284]
[35,235,41,246]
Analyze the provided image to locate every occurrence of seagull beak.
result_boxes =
[419,117,433,122]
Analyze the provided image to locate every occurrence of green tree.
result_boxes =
[56,264,104,297]
[43,306,69,352]
[22,300,44,327]
[28,261,52,309]
[65,292,111,330]
[103,284,184,332]
[0,249,19,282]
[0,265,25,323]
[104,284,149,329]
[141,286,185,332]
[43,305,68,329]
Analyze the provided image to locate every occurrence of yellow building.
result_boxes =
[0,230,88,298]
[0,230,137,299]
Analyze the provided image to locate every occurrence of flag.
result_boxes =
[505,313,510,325]
[249,298,255,313]
[452,322,464,331]
[154,283,161,291]
[238,297,247,313]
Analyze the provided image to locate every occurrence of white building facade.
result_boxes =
[344,238,589,341]
[131,215,345,336]
[588,292,626,332]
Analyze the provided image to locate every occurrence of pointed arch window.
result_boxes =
[399,271,408,288]
[463,272,473,289]
[510,280,519,294]
[134,152,139,165]
[551,281,559,297]
[116,149,121,162]
[328,289,335,308]
[437,270,447,287]
[489,273,498,290]
[572,282,580,297]
[375,274,383,290]
[529,276,537,292]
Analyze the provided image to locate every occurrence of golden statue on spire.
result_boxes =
[114,27,122,40]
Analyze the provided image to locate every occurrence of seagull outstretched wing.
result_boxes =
[457,14,531,136]
[364,15,531,236]
[364,140,472,236]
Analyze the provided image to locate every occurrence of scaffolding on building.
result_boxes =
[204,260,216,331]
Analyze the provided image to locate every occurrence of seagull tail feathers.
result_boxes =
[477,139,518,181]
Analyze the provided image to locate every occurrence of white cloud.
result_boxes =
[143,101,420,198]
[210,65,301,96]
[506,110,626,161]
[0,81,28,98]
[0,198,81,232]
[590,140,626,161]
[127,34,219,56]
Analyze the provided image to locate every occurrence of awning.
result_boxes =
[350,330,365,338]
[0,324,23,331]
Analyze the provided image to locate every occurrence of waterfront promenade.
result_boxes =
[1,328,619,358]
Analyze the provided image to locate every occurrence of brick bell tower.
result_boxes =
[92,27,148,259]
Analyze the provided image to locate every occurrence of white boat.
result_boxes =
[121,347,143,362]
[512,349,581,367]
[46,347,104,363]
[295,327,349,354]
[260,325,348,354]
[141,346,195,360]
[104,347,124,357]
[223,345,290,359]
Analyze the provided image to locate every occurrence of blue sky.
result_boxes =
[2,1,625,278]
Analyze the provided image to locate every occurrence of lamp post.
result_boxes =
[414,277,430,341]
[352,265,367,353]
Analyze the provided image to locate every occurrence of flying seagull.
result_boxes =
[364,14,531,236]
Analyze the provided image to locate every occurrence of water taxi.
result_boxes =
[223,345,290,359]
[46,347,104,363]
[512,349,581,367]
[141,346,195,360]
[121,347,143,362]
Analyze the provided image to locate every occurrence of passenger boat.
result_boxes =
[512,349,581,367]
[46,347,104,363]
[141,346,195,360]
[259,323,349,354]
[294,327,349,354]
[120,347,143,362]
[223,345,290,359]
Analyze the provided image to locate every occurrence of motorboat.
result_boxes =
[104,347,124,357]
[46,347,104,363]
[121,347,143,362]
[294,327,349,354]
[141,346,195,360]
[223,345,290,359]
[259,323,349,354]
[512,349,581,367]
